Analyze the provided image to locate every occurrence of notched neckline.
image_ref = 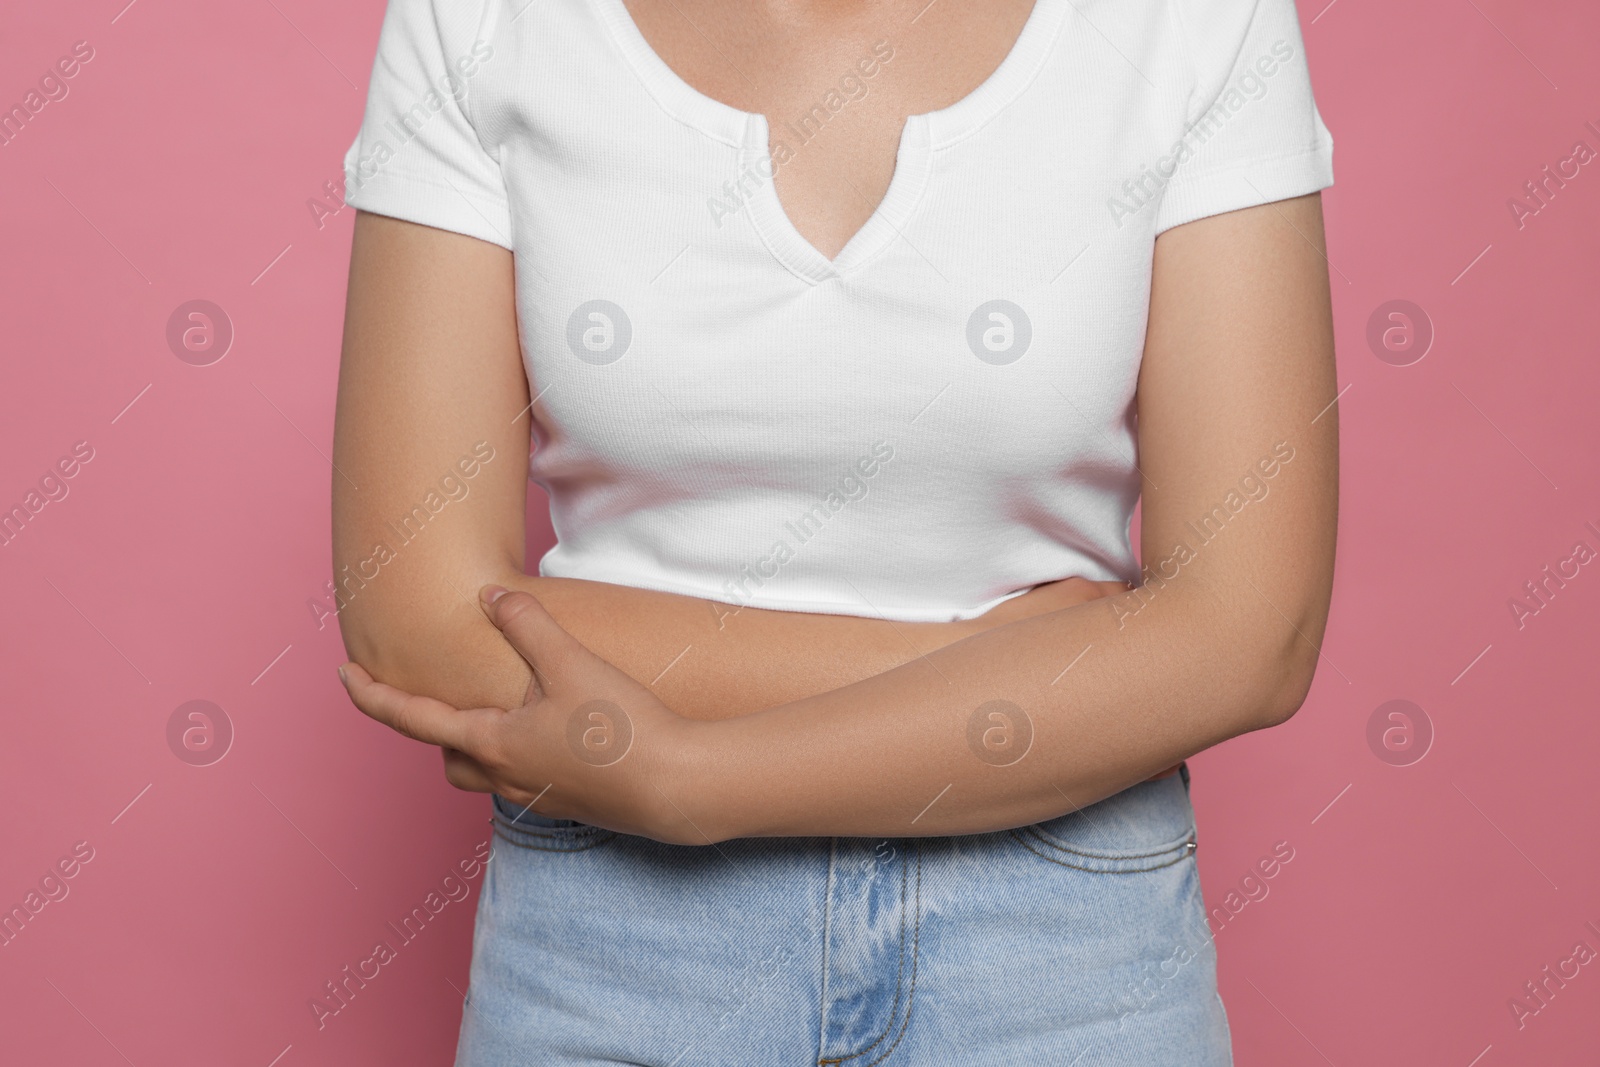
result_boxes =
[590,0,1070,279]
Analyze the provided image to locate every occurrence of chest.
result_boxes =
[471,0,1191,441]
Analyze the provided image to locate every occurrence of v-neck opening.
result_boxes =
[740,111,932,282]
[591,0,1068,279]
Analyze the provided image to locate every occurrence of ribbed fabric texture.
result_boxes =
[341,0,1334,622]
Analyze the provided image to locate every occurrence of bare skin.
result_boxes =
[622,0,1038,260]
[333,1,1335,837]
[511,573,1138,721]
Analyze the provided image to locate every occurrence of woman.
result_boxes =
[332,0,1337,1062]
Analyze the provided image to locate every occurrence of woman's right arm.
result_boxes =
[333,211,1123,722]
[503,571,1127,720]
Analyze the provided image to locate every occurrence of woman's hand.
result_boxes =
[340,585,701,842]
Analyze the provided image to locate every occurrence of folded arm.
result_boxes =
[332,211,1126,740]
[665,193,1340,839]
[336,194,1337,843]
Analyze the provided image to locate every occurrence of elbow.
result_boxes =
[334,581,533,712]
[1255,635,1321,729]
[339,608,470,709]
[335,599,418,692]
[1220,576,1332,730]
[1188,590,1325,732]
[331,570,456,698]
[327,557,403,674]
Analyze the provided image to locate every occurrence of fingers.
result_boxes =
[478,586,593,697]
[339,661,500,754]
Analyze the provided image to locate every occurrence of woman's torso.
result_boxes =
[342,0,1331,622]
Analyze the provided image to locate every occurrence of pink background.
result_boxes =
[2,1,1597,1063]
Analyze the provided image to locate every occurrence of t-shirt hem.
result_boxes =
[535,562,1042,623]
[343,168,514,250]
[1154,140,1334,235]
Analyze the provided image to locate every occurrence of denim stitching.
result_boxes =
[1010,828,1197,873]
[863,840,921,1067]
[816,839,839,1060]
[1019,817,1199,861]
[491,817,616,853]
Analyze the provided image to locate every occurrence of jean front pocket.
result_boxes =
[1008,775,1199,875]
[490,793,618,854]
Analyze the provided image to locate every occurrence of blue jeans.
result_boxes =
[456,765,1231,1065]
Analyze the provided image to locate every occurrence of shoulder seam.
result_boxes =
[459,0,502,137]
[1164,0,1201,125]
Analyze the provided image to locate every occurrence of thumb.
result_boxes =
[479,586,591,698]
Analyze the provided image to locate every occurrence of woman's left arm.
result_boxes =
[343,193,1338,843]
[673,193,1338,839]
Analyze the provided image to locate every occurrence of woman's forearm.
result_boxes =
[644,197,1337,838]
[675,576,1311,842]
[493,572,1128,719]
[412,570,1181,788]
[507,574,955,717]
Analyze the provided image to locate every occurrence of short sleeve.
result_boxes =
[342,0,513,249]
[1154,0,1334,234]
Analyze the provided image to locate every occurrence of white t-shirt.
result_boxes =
[342,0,1334,622]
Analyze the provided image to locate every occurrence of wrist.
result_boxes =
[642,715,743,846]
